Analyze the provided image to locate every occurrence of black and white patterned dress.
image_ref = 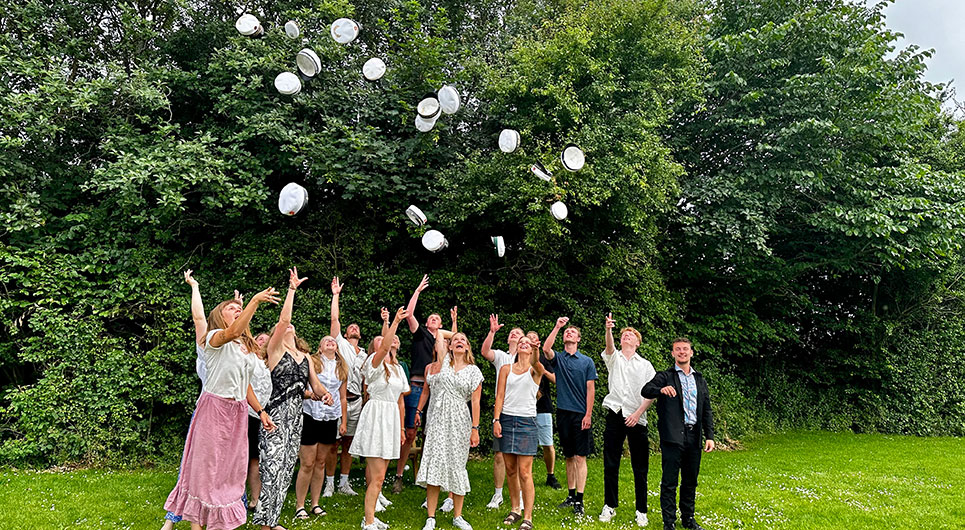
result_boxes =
[415,356,484,495]
[253,351,309,527]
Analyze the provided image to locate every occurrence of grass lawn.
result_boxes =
[1,431,962,529]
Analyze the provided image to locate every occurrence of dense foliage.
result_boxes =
[1,0,963,466]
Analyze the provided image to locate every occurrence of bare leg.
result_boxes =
[575,455,588,493]
[364,457,388,525]
[295,444,317,512]
[426,484,441,517]
[504,454,521,514]
[340,436,354,474]
[518,455,535,520]
[310,444,332,508]
[566,457,577,489]
[190,523,202,530]
[398,427,417,476]
[493,451,506,489]
[543,444,556,474]
[325,442,338,481]
[161,521,174,530]
[452,493,465,518]
[247,457,262,508]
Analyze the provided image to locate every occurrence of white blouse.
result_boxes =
[248,356,273,418]
[201,329,254,402]
[303,356,344,421]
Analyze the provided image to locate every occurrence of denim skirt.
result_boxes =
[494,414,538,456]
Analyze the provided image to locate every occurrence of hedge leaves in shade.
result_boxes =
[1,0,964,466]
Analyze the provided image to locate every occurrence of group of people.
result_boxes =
[161,272,716,530]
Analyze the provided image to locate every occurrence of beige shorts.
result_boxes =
[344,397,364,437]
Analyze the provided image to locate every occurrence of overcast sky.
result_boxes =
[866,0,965,103]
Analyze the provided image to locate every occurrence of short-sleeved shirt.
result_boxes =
[201,329,255,401]
[337,333,366,396]
[536,353,556,414]
[409,326,436,378]
[303,356,343,421]
[553,349,598,414]
[601,350,655,423]
[490,348,515,395]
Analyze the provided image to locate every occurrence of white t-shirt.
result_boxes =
[490,348,514,395]
[601,349,655,423]
[201,329,255,401]
[338,333,367,396]
[248,357,273,418]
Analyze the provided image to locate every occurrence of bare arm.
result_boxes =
[185,270,207,345]
[246,384,276,432]
[470,383,481,447]
[493,365,510,438]
[398,395,406,446]
[481,314,504,363]
[604,313,616,356]
[330,277,343,338]
[582,380,595,430]
[339,381,348,435]
[381,307,390,337]
[307,367,334,403]
[542,316,569,359]
[405,274,429,333]
[209,287,279,348]
[371,307,407,369]
[450,306,458,335]
[267,268,308,368]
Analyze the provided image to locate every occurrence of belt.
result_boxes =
[684,423,696,430]
[346,393,361,402]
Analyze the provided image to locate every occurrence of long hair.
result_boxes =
[448,332,475,365]
[365,335,399,384]
[316,336,349,382]
[206,300,257,354]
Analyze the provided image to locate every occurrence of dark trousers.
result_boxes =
[660,425,702,525]
[603,409,649,512]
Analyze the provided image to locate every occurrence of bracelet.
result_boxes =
[492,418,500,424]
[471,426,479,430]
[256,409,265,416]
[416,410,422,415]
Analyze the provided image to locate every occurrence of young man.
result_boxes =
[543,316,597,515]
[480,315,523,509]
[641,337,716,530]
[529,330,562,490]
[330,277,367,496]
[598,314,655,527]
[397,274,453,496]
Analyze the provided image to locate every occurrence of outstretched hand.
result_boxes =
[184,269,198,287]
[450,306,458,323]
[489,314,504,334]
[415,274,429,293]
[331,276,343,295]
[252,287,280,305]
[393,307,409,323]
[555,316,569,329]
[234,290,244,305]
[289,267,308,290]
[605,312,615,330]
[381,307,390,322]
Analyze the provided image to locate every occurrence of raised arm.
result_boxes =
[434,325,448,364]
[267,268,308,365]
[480,314,504,363]
[371,307,408,369]
[209,287,279,348]
[185,270,207,346]
[542,316,569,359]
[380,307,390,337]
[405,274,429,333]
[604,312,616,356]
[330,277,343,338]
[450,306,458,335]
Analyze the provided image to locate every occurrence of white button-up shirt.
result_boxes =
[337,333,366,396]
[601,349,656,423]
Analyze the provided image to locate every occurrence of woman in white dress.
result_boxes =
[349,307,410,530]
[414,322,483,530]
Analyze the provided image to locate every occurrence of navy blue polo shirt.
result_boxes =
[553,349,598,413]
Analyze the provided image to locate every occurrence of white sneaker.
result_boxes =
[379,493,393,507]
[452,516,473,530]
[361,520,380,530]
[440,497,454,513]
[422,517,436,530]
[599,505,616,522]
[421,499,428,509]
[323,481,335,498]
[374,517,390,530]
[486,492,503,509]
[340,482,359,496]
[375,499,386,513]
[635,511,648,527]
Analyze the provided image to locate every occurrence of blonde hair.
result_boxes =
[448,332,476,365]
[620,327,643,344]
[315,336,349,382]
[206,300,257,354]
[366,335,399,384]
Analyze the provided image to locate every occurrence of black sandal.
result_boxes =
[519,520,534,530]
[311,505,327,516]
[503,512,522,525]
[247,504,256,512]
[294,507,309,520]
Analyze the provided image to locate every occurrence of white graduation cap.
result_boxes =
[235,14,263,37]
[422,230,448,252]
[284,21,300,39]
[550,201,568,220]
[492,236,506,257]
[561,144,585,171]
[405,205,427,226]
[498,129,520,153]
[438,85,460,114]
[278,183,309,216]
[363,57,386,81]
[330,18,360,44]
[417,94,441,119]
[274,72,301,95]
[531,161,553,182]
[415,114,439,132]
[296,49,322,78]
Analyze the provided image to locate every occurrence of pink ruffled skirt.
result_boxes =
[164,392,248,529]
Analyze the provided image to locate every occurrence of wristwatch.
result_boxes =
[492,418,500,425]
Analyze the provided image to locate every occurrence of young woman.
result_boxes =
[246,333,273,512]
[493,336,546,530]
[349,307,410,530]
[253,268,335,530]
[414,307,483,530]
[293,335,349,519]
[163,286,280,530]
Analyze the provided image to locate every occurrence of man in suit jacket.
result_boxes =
[641,337,715,530]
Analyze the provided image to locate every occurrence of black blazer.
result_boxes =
[641,365,715,446]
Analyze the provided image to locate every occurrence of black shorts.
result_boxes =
[248,415,262,460]
[557,409,593,457]
[301,414,339,446]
